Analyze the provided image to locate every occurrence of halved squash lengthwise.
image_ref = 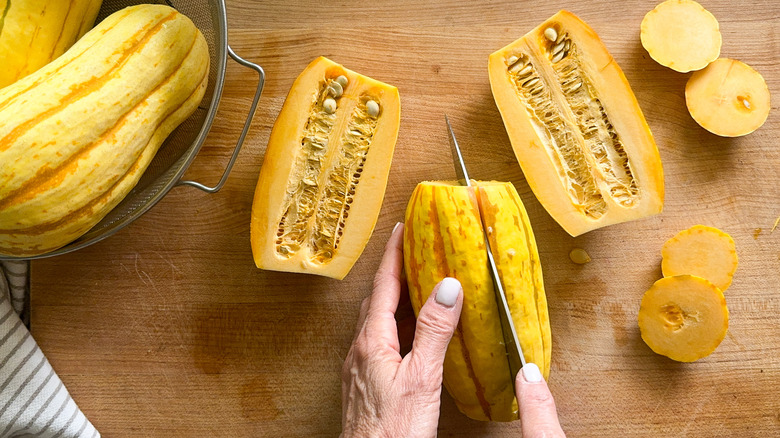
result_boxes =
[251,57,400,280]
[404,181,550,422]
[489,10,664,237]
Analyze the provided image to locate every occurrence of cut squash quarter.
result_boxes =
[250,57,400,280]
[662,225,738,291]
[638,275,728,362]
[489,10,664,237]
[686,58,770,137]
[640,0,721,73]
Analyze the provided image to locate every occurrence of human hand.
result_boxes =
[341,223,464,438]
[515,363,566,437]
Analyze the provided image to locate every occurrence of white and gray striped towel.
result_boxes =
[0,261,99,438]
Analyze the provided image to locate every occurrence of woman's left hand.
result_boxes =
[341,223,464,437]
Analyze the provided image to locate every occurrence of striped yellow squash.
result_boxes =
[0,4,209,257]
[404,181,551,422]
[0,0,104,88]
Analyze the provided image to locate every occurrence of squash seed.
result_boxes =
[553,41,566,55]
[328,81,344,98]
[323,97,337,114]
[336,75,348,88]
[551,50,565,64]
[544,27,557,42]
[366,100,380,117]
[507,55,519,66]
[569,248,591,264]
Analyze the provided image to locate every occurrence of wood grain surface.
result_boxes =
[31,0,780,436]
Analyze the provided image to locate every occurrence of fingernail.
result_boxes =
[435,277,461,308]
[392,222,402,235]
[522,363,543,383]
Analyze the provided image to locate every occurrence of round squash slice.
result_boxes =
[685,58,770,137]
[638,275,728,362]
[662,225,738,291]
[640,0,721,73]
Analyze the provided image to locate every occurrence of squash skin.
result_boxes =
[489,10,664,237]
[0,5,210,256]
[0,0,104,88]
[250,57,400,280]
[403,181,550,422]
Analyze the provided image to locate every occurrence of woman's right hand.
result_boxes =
[515,363,566,437]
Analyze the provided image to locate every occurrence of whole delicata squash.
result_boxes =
[0,5,210,257]
[404,181,551,422]
[251,57,400,280]
[489,11,664,237]
[0,0,104,88]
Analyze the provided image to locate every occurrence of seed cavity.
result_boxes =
[310,98,379,262]
[276,80,338,257]
[738,96,751,110]
[660,303,699,332]
[546,34,638,206]
[505,53,606,218]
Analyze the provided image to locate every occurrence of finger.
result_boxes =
[516,363,566,437]
[362,223,405,354]
[352,297,370,340]
[406,277,463,376]
[367,222,405,318]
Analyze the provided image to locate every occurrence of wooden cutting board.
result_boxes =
[31,0,780,436]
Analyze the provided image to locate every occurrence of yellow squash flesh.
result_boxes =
[0,4,210,256]
[0,0,104,88]
[685,58,771,137]
[489,10,664,237]
[638,275,728,362]
[640,0,721,73]
[251,57,400,280]
[662,225,738,291]
[404,181,550,422]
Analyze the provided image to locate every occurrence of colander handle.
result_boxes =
[178,46,265,193]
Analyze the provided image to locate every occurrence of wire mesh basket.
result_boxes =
[0,0,265,261]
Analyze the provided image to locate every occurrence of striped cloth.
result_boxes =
[0,262,99,438]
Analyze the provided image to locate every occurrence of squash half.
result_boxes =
[404,181,550,422]
[251,57,400,280]
[489,10,664,236]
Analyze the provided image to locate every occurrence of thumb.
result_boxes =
[516,363,566,437]
[407,277,463,376]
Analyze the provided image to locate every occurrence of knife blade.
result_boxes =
[444,115,527,391]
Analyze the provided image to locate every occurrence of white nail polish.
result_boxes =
[435,277,461,308]
[522,363,543,383]
[392,222,402,235]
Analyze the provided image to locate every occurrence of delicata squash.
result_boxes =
[251,57,400,280]
[0,5,210,256]
[404,181,550,422]
[0,0,103,88]
[489,11,664,236]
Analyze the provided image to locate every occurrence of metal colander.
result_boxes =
[1,0,265,261]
